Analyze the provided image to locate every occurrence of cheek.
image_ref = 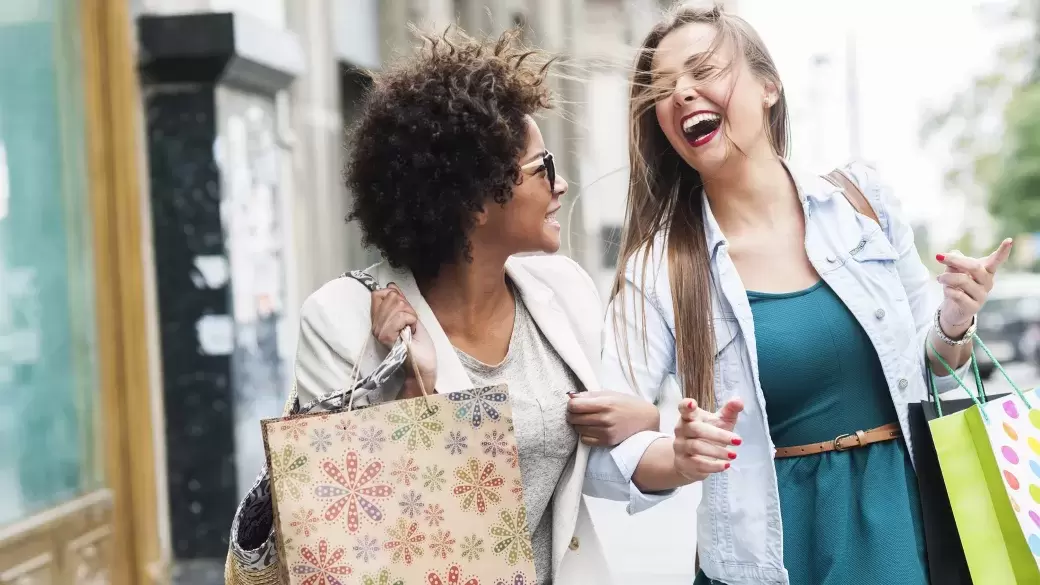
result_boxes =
[656,101,682,146]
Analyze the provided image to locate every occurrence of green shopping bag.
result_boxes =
[929,339,1040,583]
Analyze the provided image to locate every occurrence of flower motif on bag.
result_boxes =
[452,458,504,514]
[460,535,485,562]
[423,503,445,527]
[423,465,446,491]
[399,489,424,518]
[481,430,509,458]
[361,569,405,585]
[315,451,393,533]
[510,478,523,498]
[290,539,353,585]
[426,564,480,585]
[358,426,386,454]
[490,505,533,566]
[447,385,509,429]
[270,444,310,499]
[429,529,456,559]
[387,400,444,451]
[445,431,468,455]
[353,534,380,564]
[311,428,333,453]
[494,573,529,585]
[280,418,309,441]
[383,518,426,565]
[335,419,359,442]
[290,508,321,537]
[391,456,419,486]
[505,445,520,469]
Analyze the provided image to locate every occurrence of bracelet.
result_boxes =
[934,309,977,347]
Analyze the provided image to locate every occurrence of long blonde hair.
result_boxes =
[610,4,790,409]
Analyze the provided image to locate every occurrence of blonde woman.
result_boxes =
[601,5,1014,585]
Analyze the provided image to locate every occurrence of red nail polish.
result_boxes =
[935,253,946,262]
[728,452,737,460]
[732,438,742,446]
[724,463,731,470]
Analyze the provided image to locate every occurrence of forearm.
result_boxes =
[926,319,973,375]
[631,439,699,492]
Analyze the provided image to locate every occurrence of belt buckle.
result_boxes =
[832,433,854,452]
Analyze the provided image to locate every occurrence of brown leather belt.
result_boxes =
[773,422,902,459]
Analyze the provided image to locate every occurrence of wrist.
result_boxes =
[936,309,976,344]
[642,403,662,433]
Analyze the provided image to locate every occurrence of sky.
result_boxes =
[737,0,1016,249]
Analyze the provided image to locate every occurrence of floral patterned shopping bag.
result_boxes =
[263,383,535,585]
[253,278,533,585]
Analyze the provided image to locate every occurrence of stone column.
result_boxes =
[137,12,305,581]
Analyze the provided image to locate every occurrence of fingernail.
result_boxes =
[688,400,695,409]
[567,392,577,398]
[724,463,731,470]
[728,452,737,460]
[935,254,946,263]
[732,438,742,446]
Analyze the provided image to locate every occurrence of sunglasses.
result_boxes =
[519,150,556,192]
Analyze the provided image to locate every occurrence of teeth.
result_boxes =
[545,210,558,222]
[682,112,722,133]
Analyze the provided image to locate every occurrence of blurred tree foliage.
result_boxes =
[920,0,1040,243]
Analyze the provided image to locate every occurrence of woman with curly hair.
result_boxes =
[293,28,690,584]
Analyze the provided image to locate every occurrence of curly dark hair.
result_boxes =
[345,27,554,281]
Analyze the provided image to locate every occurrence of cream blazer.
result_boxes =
[293,254,613,584]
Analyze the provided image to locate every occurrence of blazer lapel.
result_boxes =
[372,264,473,393]
[505,260,600,394]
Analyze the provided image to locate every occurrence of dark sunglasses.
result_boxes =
[519,150,556,191]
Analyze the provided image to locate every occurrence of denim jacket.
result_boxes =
[597,162,968,585]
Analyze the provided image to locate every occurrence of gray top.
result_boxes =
[455,293,580,585]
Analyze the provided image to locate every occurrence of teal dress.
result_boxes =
[695,281,927,585]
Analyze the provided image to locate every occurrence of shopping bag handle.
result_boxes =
[928,335,1032,421]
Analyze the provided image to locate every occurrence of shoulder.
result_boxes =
[619,231,671,297]
[839,161,906,223]
[299,269,378,333]
[508,254,599,300]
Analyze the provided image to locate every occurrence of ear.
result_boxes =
[474,205,489,227]
[762,80,781,108]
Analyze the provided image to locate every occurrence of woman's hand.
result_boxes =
[566,391,661,446]
[371,283,436,398]
[935,238,1013,337]
[673,397,743,482]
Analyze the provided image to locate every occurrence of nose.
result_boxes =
[672,78,699,107]
[553,174,568,197]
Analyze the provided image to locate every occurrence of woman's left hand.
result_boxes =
[935,238,1014,337]
[566,391,660,447]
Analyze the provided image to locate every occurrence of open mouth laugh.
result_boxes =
[681,111,722,148]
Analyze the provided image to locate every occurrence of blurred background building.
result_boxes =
[1,0,1038,584]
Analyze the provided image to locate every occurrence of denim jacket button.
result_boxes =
[826,255,836,263]
[875,308,886,320]
[569,536,580,551]
[898,378,909,390]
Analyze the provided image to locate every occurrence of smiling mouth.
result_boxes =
[682,112,722,147]
[545,209,560,225]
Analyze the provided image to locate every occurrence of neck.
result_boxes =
[701,151,798,232]
[419,250,514,336]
